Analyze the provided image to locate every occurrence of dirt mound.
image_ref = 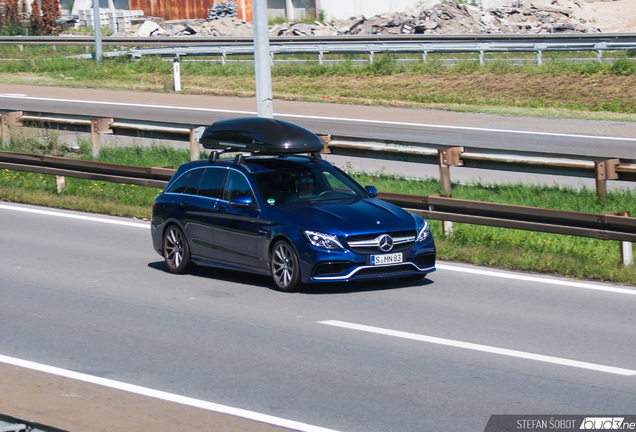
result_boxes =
[574,0,636,32]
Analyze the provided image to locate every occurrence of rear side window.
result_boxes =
[167,168,203,194]
[184,169,204,195]
[223,171,255,202]
[198,168,226,199]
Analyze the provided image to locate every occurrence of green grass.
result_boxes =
[0,133,192,217]
[1,48,635,116]
[1,134,635,285]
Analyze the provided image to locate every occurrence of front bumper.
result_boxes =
[296,237,436,283]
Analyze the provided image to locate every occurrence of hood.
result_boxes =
[267,198,415,235]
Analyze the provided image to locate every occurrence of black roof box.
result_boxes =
[199,117,324,154]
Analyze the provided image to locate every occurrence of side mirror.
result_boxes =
[229,196,254,209]
[365,185,379,197]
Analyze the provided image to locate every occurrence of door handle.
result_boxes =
[180,201,189,206]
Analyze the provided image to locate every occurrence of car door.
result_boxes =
[181,167,227,261]
[212,169,261,268]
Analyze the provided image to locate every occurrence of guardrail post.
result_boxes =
[189,127,200,161]
[438,147,464,236]
[438,147,464,193]
[479,51,485,66]
[318,134,332,154]
[369,51,374,64]
[318,51,324,65]
[618,211,633,266]
[1,111,23,148]
[56,175,65,193]
[173,55,181,92]
[595,159,619,198]
[90,118,113,158]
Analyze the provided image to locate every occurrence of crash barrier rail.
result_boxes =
[1,34,636,65]
[0,412,71,432]
[0,148,633,265]
[2,110,636,197]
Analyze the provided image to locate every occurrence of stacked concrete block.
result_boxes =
[78,9,144,33]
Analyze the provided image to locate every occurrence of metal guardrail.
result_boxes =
[0,412,71,432]
[1,34,636,64]
[0,150,173,188]
[380,191,636,243]
[2,33,636,45]
[2,111,635,196]
[1,148,634,250]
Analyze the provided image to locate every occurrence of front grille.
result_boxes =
[346,230,416,254]
[348,242,412,254]
[346,230,415,243]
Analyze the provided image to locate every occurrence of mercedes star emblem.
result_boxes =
[378,234,394,252]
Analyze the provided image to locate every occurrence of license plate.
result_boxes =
[370,252,403,266]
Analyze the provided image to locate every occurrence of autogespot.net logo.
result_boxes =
[580,418,633,430]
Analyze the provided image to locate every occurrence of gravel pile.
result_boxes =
[206,1,238,21]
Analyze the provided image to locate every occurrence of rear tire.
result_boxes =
[163,225,191,274]
[271,240,301,292]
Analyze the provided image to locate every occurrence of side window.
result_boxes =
[223,171,255,202]
[184,169,204,195]
[197,168,226,199]
[167,169,198,194]
[323,172,355,195]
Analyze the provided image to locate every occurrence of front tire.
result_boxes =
[271,240,301,292]
[163,225,191,274]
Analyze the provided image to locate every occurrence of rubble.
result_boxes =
[207,1,238,21]
[114,0,633,38]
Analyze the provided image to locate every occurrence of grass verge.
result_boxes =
[1,136,635,286]
[0,51,635,119]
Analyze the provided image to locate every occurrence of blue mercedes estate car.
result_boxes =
[151,117,436,292]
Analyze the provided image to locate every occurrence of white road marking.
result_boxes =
[0,354,341,432]
[318,320,636,376]
[0,203,149,228]
[436,263,636,296]
[2,204,635,297]
[2,204,635,298]
[1,94,635,142]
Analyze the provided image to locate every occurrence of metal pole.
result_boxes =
[253,0,274,118]
[285,0,295,21]
[93,0,103,64]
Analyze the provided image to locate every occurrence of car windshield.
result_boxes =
[253,165,367,206]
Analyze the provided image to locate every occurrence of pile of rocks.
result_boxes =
[206,1,238,21]
[327,0,600,35]
[116,0,608,37]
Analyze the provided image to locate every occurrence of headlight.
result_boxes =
[416,220,430,243]
[305,230,343,250]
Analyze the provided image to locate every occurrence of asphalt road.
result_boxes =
[1,84,635,157]
[1,202,635,432]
